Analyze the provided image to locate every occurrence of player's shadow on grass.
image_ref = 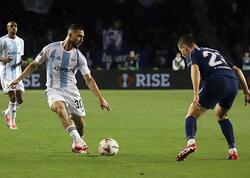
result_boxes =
[50,152,104,158]
[85,154,101,157]
[197,158,228,161]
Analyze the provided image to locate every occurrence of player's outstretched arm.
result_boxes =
[8,60,39,89]
[231,66,250,105]
[83,73,112,112]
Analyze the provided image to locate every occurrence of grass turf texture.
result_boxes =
[0,90,249,178]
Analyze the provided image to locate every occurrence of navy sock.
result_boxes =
[185,116,197,140]
[218,119,236,148]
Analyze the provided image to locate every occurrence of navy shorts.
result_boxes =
[199,76,238,109]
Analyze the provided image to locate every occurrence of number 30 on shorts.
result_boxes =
[74,99,83,109]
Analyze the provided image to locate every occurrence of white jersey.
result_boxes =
[0,35,24,80]
[35,41,90,89]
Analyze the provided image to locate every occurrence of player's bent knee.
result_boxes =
[216,113,228,121]
[215,104,230,117]
[55,108,66,115]
[50,105,57,113]
[51,105,64,114]
[51,101,65,112]
[215,109,229,121]
[186,105,203,119]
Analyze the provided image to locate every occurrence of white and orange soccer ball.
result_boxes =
[98,138,119,156]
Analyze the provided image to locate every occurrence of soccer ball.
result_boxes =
[98,138,119,156]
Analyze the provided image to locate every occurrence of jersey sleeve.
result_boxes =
[190,50,199,65]
[20,39,24,56]
[34,46,49,64]
[77,50,90,76]
[0,39,3,57]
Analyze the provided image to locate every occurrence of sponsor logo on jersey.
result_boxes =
[7,51,20,55]
[53,65,73,72]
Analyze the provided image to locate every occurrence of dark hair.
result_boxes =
[7,21,18,27]
[177,34,196,48]
[68,24,84,31]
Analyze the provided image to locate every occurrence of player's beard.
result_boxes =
[8,31,17,38]
[72,41,79,48]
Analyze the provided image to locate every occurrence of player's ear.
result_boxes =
[68,32,73,39]
[67,29,73,37]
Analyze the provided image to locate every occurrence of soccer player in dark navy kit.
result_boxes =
[176,34,250,161]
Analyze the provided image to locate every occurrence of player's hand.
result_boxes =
[245,91,250,106]
[2,55,13,63]
[8,79,19,89]
[99,97,112,112]
[192,94,201,110]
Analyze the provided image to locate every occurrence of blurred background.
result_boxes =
[1,0,250,89]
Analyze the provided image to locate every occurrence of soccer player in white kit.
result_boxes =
[9,24,112,153]
[0,21,25,129]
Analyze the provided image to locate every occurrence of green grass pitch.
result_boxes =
[0,90,249,178]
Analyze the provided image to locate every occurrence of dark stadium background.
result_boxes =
[0,0,250,89]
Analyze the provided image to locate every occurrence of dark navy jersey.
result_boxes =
[185,47,237,80]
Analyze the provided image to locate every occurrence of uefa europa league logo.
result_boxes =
[118,73,134,88]
[121,73,129,88]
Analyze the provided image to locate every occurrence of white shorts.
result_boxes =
[46,88,86,117]
[1,79,24,93]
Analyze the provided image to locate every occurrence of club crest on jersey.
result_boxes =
[71,58,76,62]
[55,56,61,61]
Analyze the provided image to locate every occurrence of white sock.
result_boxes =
[66,125,82,143]
[229,148,237,154]
[4,108,9,115]
[16,102,20,109]
[187,139,196,146]
[5,102,20,115]
[9,102,17,126]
